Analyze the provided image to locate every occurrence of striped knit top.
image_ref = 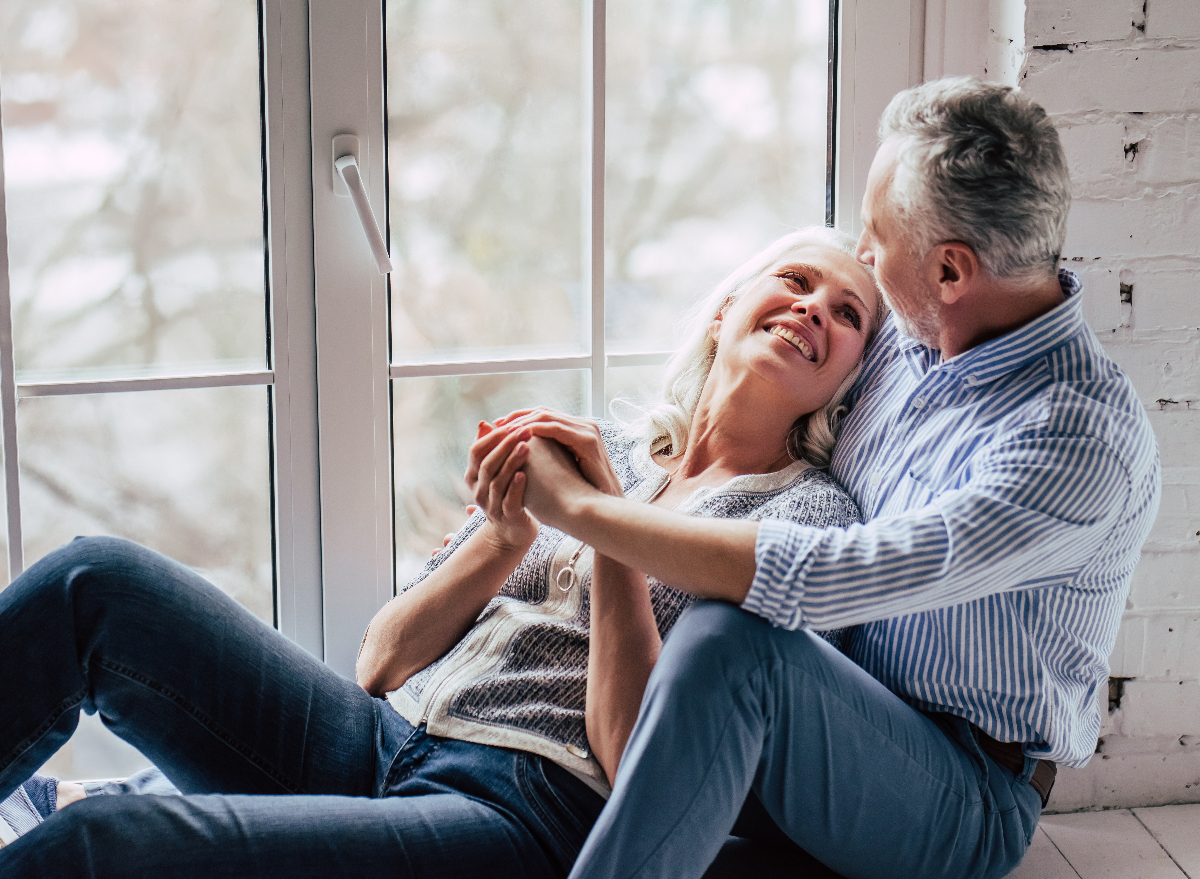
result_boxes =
[387,423,860,793]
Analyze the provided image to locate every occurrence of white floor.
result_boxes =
[1009,805,1200,879]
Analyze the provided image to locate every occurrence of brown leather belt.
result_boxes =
[972,725,1057,808]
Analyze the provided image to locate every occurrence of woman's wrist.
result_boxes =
[476,517,537,557]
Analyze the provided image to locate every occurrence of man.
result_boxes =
[470,77,1160,879]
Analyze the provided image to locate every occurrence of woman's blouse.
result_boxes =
[386,421,861,794]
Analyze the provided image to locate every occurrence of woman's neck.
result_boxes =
[664,366,798,485]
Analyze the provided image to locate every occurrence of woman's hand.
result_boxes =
[468,421,539,552]
[493,408,624,497]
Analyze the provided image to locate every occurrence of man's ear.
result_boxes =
[926,242,979,305]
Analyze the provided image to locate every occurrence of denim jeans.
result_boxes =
[568,602,1043,879]
[0,537,605,878]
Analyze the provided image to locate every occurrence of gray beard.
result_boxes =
[885,289,942,351]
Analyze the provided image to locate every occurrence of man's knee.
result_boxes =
[656,601,826,691]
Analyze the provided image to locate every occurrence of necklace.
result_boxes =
[556,468,675,594]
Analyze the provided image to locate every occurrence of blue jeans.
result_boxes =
[0,537,605,878]
[569,602,1042,879]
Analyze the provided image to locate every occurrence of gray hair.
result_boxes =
[616,227,885,470]
[879,77,1071,279]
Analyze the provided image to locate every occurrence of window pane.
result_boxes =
[393,370,587,584]
[0,0,266,382]
[19,383,272,781]
[605,0,829,353]
[386,0,586,364]
[605,363,667,418]
[17,386,273,618]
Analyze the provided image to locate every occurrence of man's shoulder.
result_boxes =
[1015,328,1156,471]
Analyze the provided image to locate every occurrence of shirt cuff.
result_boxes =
[740,518,825,630]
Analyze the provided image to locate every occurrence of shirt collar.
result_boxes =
[899,269,1083,386]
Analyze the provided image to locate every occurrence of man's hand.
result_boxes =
[466,410,609,531]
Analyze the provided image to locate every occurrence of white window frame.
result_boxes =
[0,0,970,678]
[257,0,939,677]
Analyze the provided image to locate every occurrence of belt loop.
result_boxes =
[1015,753,1038,786]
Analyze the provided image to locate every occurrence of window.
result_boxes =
[0,0,921,778]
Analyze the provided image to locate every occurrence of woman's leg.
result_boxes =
[0,536,381,800]
[568,602,1039,879]
[2,724,608,879]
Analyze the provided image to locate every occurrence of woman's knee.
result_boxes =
[19,536,212,635]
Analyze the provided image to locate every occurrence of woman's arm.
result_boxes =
[356,424,537,696]
[469,412,663,782]
[587,555,661,786]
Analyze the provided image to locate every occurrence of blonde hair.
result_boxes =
[617,227,885,468]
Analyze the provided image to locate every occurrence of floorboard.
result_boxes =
[1040,810,1186,879]
[1134,805,1200,878]
[1006,826,1080,879]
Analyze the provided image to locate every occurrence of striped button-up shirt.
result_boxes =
[742,271,1160,768]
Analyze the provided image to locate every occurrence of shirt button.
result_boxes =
[869,472,882,488]
[912,397,926,409]
[966,375,980,387]
[566,744,588,759]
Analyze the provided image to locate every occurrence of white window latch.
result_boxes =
[333,135,393,275]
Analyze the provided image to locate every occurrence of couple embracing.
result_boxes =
[0,77,1159,879]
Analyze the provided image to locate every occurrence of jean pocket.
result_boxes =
[516,753,602,862]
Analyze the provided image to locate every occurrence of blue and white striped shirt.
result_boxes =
[742,271,1160,768]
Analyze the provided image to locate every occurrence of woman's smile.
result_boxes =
[766,323,817,362]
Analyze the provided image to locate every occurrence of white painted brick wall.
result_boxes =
[1026,0,1141,45]
[1023,0,1200,814]
[1023,45,1200,114]
[1146,0,1200,40]
[1119,681,1200,737]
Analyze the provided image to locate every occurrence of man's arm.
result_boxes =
[514,436,759,602]
[514,427,1141,630]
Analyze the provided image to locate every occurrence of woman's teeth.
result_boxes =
[769,326,815,361]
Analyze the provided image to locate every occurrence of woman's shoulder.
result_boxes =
[766,467,863,529]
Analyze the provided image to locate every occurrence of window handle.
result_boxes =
[334,152,394,275]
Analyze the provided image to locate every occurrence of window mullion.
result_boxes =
[0,106,23,581]
[308,0,393,678]
[587,0,607,418]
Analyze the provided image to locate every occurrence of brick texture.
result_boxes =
[1024,46,1200,114]
[1026,0,1141,45]
[1146,0,1200,39]
[1119,681,1200,737]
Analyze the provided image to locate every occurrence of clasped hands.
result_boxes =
[463,409,620,551]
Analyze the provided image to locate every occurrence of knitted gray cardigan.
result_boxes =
[386,422,861,794]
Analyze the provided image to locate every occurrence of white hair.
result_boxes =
[616,227,884,469]
[879,77,1071,279]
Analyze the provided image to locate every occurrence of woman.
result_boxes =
[0,226,880,878]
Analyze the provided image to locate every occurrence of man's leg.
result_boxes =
[0,536,382,800]
[569,602,1039,879]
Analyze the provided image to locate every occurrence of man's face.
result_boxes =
[855,137,942,348]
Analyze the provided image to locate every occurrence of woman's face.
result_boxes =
[710,242,880,418]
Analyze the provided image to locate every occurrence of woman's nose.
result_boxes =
[792,300,822,326]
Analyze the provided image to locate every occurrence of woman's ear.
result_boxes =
[709,295,735,342]
[709,311,724,342]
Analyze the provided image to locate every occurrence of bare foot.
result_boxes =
[56,781,87,810]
